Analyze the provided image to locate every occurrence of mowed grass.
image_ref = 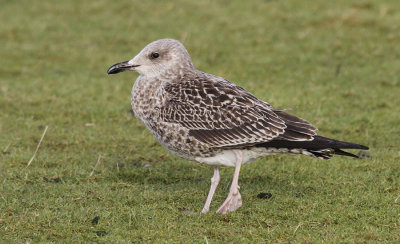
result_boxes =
[1,0,400,242]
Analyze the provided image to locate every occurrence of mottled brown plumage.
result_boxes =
[107,39,368,214]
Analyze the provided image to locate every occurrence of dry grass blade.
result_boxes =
[25,125,48,169]
[3,142,11,152]
[293,222,303,236]
[90,154,102,176]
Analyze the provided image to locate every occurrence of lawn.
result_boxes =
[1,0,400,242]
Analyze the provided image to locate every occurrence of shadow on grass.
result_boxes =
[107,158,320,199]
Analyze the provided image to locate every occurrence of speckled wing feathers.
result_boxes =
[273,110,317,141]
[160,72,317,148]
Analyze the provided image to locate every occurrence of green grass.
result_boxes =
[1,0,400,242]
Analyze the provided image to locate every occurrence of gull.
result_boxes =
[107,39,369,214]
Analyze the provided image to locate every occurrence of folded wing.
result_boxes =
[159,73,317,148]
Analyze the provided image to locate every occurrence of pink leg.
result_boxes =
[216,150,243,214]
[201,167,220,213]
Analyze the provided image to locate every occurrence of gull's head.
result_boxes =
[107,39,194,77]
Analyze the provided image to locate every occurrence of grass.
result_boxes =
[1,0,400,242]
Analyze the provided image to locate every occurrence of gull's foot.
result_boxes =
[201,207,209,214]
[216,190,242,214]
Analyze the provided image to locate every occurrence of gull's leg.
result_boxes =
[201,167,220,213]
[216,150,243,214]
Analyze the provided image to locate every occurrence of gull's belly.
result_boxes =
[194,147,307,167]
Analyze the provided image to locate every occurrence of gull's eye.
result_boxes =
[151,52,160,59]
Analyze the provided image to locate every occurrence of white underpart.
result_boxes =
[195,147,293,167]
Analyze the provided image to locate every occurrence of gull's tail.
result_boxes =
[256,135,369,159]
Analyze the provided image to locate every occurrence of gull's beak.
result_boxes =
[107,60,140,74]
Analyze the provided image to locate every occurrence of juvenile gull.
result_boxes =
[107,39,369,214]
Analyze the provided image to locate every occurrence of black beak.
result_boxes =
[107,60,140,74]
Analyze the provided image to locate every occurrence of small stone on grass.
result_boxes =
[257,192,273,199]
[358,151,371,159]
[91,216,100,225]
[94,230,107,237]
